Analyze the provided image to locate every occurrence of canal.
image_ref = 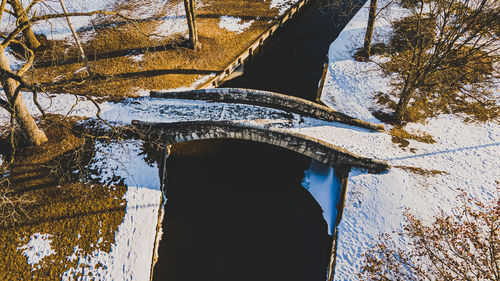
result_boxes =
[152,0,366,280]
[223,0,366,100]
[153,140,331,281]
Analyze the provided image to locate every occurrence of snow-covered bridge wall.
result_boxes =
[132,120,389,172]
[150,88,385,132]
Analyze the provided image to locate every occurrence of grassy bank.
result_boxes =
[27,0,294,98]
[0,118,127,280]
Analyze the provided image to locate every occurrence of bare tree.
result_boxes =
[7,0,40,49]
[383,0,500,123]
[0,48,48,146]
[184,0,200,49]
[357,0,378,61]
[0,1,132,146]
[58,0,92,76]
[359,194,499,280]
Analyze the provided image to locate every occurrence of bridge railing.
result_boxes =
[198,0,312,89]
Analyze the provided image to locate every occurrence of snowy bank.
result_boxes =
[318,0,500,279]
[57,139,161,280]
[62,186,161,281]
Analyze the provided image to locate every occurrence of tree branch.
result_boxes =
[0,0,7,23]
[30,10,134,23]
[0,96,10,111]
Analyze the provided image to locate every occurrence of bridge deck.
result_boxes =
[150,88,385,132]
[99,96,393,165]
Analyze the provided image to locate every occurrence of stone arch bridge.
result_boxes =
[133,88,390,280]
[132,120,389,173]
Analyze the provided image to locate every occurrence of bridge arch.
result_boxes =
[132,120,389,172]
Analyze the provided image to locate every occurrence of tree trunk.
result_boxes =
[358,0,377,60]
[8,0,40,50]
[59,0,92,76]
[0,49,47,145]
[393,84,415,123]
[184,0,200,49]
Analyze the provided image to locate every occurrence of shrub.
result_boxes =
[359,194,500,280]
[374,0,500,123]
[390,15,436,52]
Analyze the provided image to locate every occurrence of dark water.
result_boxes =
[152,1,366,280]
[223,0,366,100]
[153,140,331,281]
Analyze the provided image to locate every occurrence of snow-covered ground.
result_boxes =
[0,0,106,41]
[11,136,162,280]
[0,0,194,41]
[317,0,500,279]
[3,70,498,280]
[61,187,161,281]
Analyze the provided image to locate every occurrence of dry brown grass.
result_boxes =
[390,126,436,144]
[393,165,448,177]
[28,0,287,97]
[388,126,435,150]
[0,117,128,280]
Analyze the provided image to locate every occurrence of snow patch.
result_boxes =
[90,140,160,189]
[301,160,342,235]
[62,186,161,281]
[154,19,188,38]
[270,0,299,15]
[150,1,189,38]
[0,92,112,125]
[128,54,144,62]
[131,88,151,97]
[191,73,217,88]
[27,0,108,41]
[0,0,195,41]
[219,16,254,34]
[17,233,56,268]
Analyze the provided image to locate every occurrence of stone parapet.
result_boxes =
[150,88,385,132]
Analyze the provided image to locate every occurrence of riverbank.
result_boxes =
[317,0,500,279]
[2,0,304,98]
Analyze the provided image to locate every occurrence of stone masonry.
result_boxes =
[132,120,389,173]
[150,88,385,132]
